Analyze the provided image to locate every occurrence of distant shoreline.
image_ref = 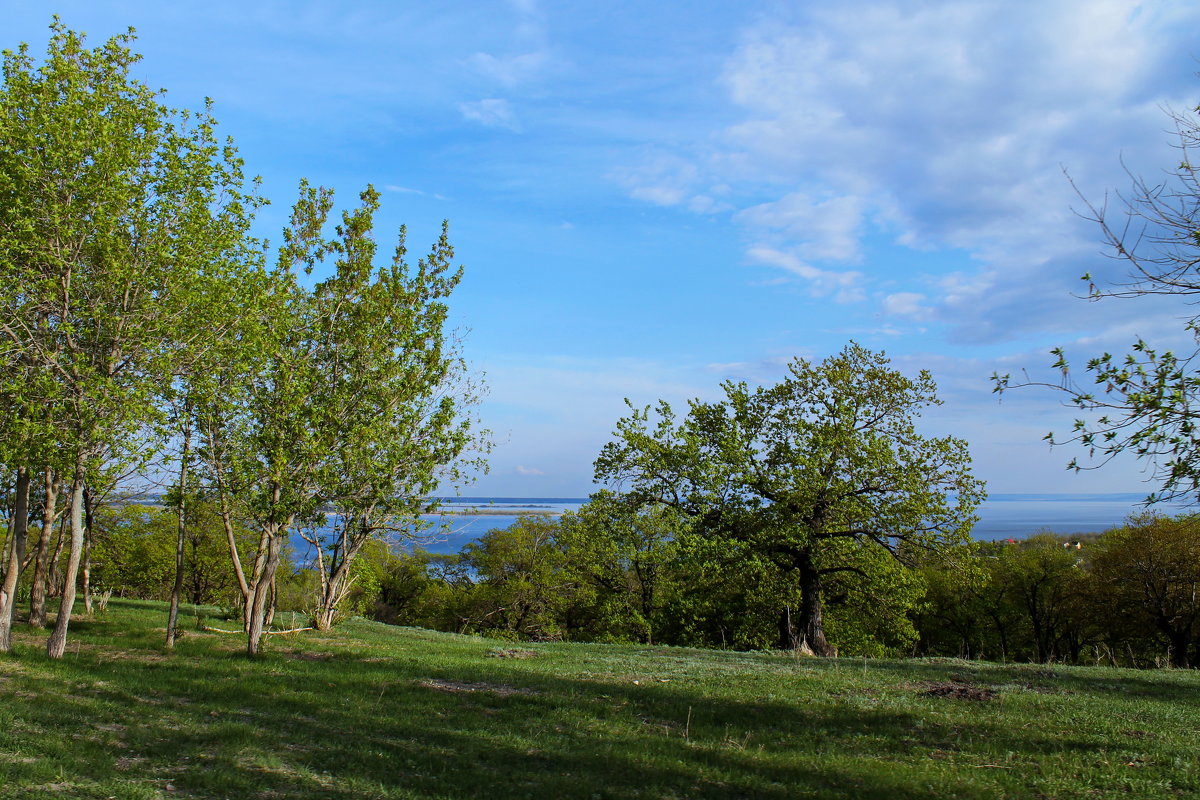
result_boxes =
[425,508,564,517]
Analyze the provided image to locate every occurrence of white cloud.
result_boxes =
[469,51,548,87]
[883,292,930,319]
[746,246,864,303]
[736,192,864,262]
[614,151,700,207]
[458,98,520,130]
[515,465,545,476]
[385,185,448,200]
[612,0,1200,344]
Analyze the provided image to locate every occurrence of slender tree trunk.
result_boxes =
[778,603,799,650]
[29,469,58,628]
[313,527,369,630]
[0,467,31,652]
[82,487,94,614]
[265,575,277,629]
[47,466,86,659]
[47,510,68,597]
[166,413,192,648]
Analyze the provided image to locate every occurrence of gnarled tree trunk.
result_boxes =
[785,549,836,657]
[245,532,284,656]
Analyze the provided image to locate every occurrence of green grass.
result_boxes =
[1,600,1198,799]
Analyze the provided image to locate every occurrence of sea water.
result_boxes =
[293,493,1192,561]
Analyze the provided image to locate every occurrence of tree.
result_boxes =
[0,21,262,657]
[459,515,580,640]
[989,533,1090,663]
[199,183,487,654]
[556,492,684,644]
[299,188,487,631]
[595,343,985,656]
[993,103,1200,505]
[1088,514,1200,667]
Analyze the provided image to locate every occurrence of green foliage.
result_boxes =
[914,519,1200,667]
[555,491,684,643]
[88,502,257,605]
[1087,513,1200,667]
[459,515,579,641]
[0,19,263,473]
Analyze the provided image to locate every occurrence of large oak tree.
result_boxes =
[595,343,984,655]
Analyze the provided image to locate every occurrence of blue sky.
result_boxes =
[6,1,1200,496]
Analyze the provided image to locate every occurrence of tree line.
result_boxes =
[18,491,1197,668]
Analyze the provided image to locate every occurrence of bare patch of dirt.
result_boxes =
[921,681,998,701]
[96,649,170,665]
[417,678,539,697]
[486,648,539,659]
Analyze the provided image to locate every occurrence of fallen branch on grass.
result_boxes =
[200,625,315,636]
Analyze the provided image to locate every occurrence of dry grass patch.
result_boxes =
[416,678,539,696]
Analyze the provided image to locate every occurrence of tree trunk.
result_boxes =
[166,414,192,648]
[47,509,68,597]
[778,604,799,650]
[47,468,85,659]
[0,467,31,652]
[28,469,58,628]
[265,575,277,630]
[791,550,836,657]
[246,534,283,657]
[82,487,94,614]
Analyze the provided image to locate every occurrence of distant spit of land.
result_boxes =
[426,508,564,517]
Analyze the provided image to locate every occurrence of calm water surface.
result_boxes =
[297,494,1192,558]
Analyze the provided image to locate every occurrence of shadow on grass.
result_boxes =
[0,646,970,798]
[3,608,1198,799]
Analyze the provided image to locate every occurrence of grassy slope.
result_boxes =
[0,600,1197,800]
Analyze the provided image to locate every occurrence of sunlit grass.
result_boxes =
[1,599,1197,798]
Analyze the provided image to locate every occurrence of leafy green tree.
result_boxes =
[200,184,486,653]
[1088,514,1200,667]
[299,188,487,631]
[912,543,1013,661]
[556,492,684,643]
[459,515,580,640]
[0,21,262,657]
[595,343,985,656]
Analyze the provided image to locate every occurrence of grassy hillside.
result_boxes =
[1,600,1197,799]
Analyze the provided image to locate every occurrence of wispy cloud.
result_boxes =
[458,98,521,130]
[746,246,864,303]
[469,50,549,87]
[385,185,448,200]
[735,192,864,262]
